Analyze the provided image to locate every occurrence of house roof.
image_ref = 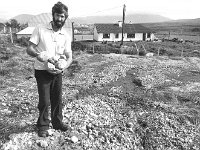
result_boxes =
[16,27,35,35]
[95,23,152,34]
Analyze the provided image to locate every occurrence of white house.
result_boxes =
[16,27,35,38]
[94,23,155,42]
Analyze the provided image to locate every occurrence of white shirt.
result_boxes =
[29,22,72,70]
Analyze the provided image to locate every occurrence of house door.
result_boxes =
[143,33,146,41]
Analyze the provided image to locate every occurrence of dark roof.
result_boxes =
[95,23,152,34]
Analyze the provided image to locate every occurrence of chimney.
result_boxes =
[118,21,122,27]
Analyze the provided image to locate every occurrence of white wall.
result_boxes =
[93,27,99,41]
[94,32,122,42]
[94,32,145,42]
[17,34,31,39]
[93,26,154,42]
[123,33,143,41]
[150,34,156,41]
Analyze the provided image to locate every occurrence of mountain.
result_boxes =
[169,18,200,25]
[142,18,200,29]
[12,14,34,24]
[0,18,7,23]
[125,14,171,23]
[71,14,172,24]
[8,13,200,26]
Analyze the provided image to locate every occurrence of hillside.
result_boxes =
[170,18,200,25]
[11,13,171,25]
[11,13,200,26]
[71,14,171,24]
[142,18,200,41]
[143,18,200,31]
[12,14,34,24]
[0,18,6,23]
[1,38,200,149]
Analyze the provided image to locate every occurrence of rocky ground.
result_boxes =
[1,43,200,150]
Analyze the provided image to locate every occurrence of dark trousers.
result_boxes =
[35,70,63,130]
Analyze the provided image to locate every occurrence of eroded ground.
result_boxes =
[1,46,200,150]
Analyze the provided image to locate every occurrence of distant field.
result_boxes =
[169,34,200,42]
[155,33,200,42]
[74,34,93,41]
[143,22,200,42]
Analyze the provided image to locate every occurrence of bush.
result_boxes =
[15,36,30,46]
[0,47,17,61]
[0,67,10,76]
[72,41,87,51]
[109,47,120,54]
[139,50,146,56]
[159,48,166,55]
[191,28,200,32]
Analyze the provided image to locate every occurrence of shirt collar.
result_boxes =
[46,21,65,35]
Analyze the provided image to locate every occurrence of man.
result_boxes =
[26,1,72,137]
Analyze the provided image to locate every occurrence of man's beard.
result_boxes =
[53,17,66,29]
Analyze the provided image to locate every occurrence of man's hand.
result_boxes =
[47,62,63,74]
[37,51,50,62]
[48,56,60,64]
[55,59,68,70]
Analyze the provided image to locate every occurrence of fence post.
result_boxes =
[142,44,146,53]
[134,43,139,55]
[158,47,160,56]
[93,44,94,54]
[9,27,13,43]
[181,45,184,57]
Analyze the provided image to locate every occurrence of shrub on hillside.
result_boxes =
[72,41,87,51]
[191,28,200,32]
[120,46,138,55]
[158,47,166,55]
[139,50,146,56]
[165,47,180,56]
[0,68,10,76]
[15,36,30,46]
[0,47,17,61]
[109,47,120,54]
[148,47,156,53]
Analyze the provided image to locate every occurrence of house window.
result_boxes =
[115,33,119,38]
[147,33,151,38]
[103,33,110,38]
[127,33,135,38]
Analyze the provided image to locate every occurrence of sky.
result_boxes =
[0,0,200,20]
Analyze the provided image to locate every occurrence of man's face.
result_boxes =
[53,12,67,28]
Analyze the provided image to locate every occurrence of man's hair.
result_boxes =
[52,1,68,17]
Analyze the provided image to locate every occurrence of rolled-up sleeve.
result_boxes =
[29,26,40,45]
[64,33,72,53]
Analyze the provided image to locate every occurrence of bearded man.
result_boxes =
[26,1,72,137]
